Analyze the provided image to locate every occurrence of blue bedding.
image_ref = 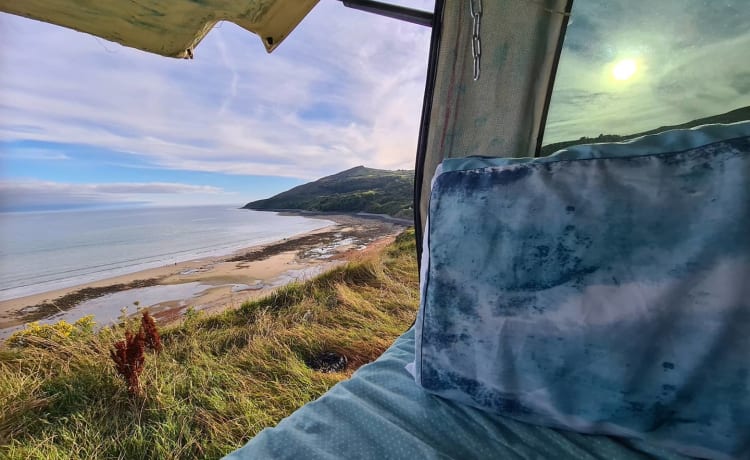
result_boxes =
[224,328,688,460]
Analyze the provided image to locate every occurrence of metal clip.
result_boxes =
[470,0,482,80]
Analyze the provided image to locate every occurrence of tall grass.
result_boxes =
[0,229,419,459]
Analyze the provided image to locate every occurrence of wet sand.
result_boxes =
[0,213,405,338]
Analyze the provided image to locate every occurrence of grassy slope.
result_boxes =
[244,166,414,219]
[0,230,419,459]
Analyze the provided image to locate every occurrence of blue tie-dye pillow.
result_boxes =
[413,122,750,459]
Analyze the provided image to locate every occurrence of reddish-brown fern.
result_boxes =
[140,311,162,353]
[110,329,145,395]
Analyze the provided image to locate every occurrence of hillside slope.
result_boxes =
[541,105,750,156]
[244,166,414,219]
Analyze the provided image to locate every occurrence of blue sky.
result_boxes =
[0,1,434,211]
[1,0,748,212]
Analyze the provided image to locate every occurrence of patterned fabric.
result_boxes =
[224,329,689,460]
[414,122,750,460]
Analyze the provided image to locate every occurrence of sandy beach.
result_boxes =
[0,214,406,339]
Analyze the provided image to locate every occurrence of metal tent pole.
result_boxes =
[338,0,434,27]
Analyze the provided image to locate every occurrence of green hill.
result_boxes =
[540,105,750,156]
[244,166,414,219]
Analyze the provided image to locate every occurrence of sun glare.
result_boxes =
[612,59,637,81]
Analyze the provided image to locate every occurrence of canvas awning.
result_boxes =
[0,0,319,57]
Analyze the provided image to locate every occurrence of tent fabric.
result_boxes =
[413,121,750,459]
[224,328,689,460]
[0,0,319,57]
[415,0,571,238]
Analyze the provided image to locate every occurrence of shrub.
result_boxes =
[7,315,96,347]
[110,329,146,395]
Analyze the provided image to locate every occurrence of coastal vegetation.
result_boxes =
[0,229,418,459]
[244,166,414,219]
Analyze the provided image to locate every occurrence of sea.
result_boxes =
[0,205,332,302]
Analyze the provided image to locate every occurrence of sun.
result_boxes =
[612,59,637,81]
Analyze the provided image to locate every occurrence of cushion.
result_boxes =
[413,121,750,459]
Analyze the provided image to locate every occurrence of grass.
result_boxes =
[0,229,419,459]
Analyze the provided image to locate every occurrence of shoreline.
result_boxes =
[0,213,406,338]
[261,208,413,226]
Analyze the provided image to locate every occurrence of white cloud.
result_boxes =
[0,1,434,180]
[0,179,226,210]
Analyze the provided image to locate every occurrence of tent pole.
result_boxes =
[413,0,445,272]
[338,0,433,27]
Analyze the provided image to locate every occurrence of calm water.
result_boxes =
[0,206,332,301]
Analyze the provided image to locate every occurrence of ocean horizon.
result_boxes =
[0,205,333,301]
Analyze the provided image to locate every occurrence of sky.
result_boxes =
[1,0,748,212]
[0,1,435,211]
[545,0,750,143]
